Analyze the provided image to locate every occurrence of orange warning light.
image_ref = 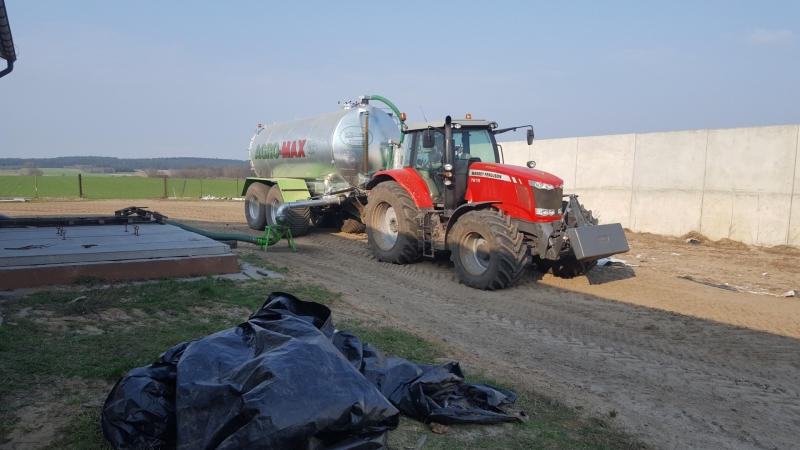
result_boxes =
[465,114,472,119]
[400,112,407,121]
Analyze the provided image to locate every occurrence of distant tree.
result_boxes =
[27,168,44,176]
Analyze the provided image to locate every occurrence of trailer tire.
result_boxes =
[365,181,420,264]
[245,183,271,230]
[449,209,527,290]
[265,185,310,237]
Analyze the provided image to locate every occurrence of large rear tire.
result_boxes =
[244,183,270,230]
[365,181,420,264]
[265,185,310,237]
[449,209,527,290]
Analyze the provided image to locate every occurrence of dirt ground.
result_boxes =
[3,199,800,449]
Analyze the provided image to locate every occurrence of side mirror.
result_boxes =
[526,129,534,145]
[526,161,536,169]
[422,129,435,148]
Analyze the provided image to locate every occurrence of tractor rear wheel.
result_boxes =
[449,209,527,290]
[365,181,420,264]
[265,185,310,237]
[244,183,270,230]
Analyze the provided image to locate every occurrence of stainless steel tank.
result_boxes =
[249,105,400,190]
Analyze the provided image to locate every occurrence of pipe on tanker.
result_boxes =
[362,95,405,144]
[275,197,344,223]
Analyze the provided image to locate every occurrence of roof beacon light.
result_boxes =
[465,114,472,119]
[400,112,406,121]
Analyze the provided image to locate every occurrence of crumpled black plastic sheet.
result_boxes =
[102,292,522,450]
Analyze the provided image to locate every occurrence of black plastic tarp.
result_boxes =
[102,292,522,450]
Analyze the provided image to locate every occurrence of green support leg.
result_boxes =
[257,223,296,252]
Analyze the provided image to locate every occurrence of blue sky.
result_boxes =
[1,0,798,159]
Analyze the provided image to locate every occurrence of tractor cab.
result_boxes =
[402,119,500,207]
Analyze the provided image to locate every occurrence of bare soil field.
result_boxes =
[3,199,800,449]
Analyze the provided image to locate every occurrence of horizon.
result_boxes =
[1,1,798,159]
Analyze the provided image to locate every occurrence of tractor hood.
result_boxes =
[471,162,564,187]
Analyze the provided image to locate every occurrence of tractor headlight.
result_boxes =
[535,208,557,216]
[531,181,555,190]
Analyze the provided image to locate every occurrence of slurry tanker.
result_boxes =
[243,96,629,290]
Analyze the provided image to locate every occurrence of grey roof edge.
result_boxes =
[403,119,495,132]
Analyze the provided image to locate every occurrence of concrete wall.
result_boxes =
[503,124,800,247]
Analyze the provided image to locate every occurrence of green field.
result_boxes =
[0,176,244,199]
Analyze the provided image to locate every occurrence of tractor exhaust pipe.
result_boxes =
[275,197,344,222]
[443,116,456,218]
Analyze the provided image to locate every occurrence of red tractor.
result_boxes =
[365,115,629,290]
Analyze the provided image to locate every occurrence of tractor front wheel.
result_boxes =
[365,181,420,264]
[449,209,527,290]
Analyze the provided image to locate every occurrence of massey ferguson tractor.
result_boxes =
[243,96,629,290]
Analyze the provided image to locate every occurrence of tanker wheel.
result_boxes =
[244,183,270,230]
[365,181,420,264]
[265,185,310,237]
[449,209,527,290]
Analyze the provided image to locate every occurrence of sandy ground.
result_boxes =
[2,199,800,449]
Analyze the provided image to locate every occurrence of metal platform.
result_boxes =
[0,223,238,289]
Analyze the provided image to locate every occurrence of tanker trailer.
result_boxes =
[243,96,404,236]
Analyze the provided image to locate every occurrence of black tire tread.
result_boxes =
[244,183,270,230]
[266,185,310,237]
[365,181,421,264]
[449,209,527,290]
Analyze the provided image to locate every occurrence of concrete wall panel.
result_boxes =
[572,188,632,227]
[633,129,707,190]
[502,124,799,247]
[704,125,798,194]
[630,189,703,236]
[700,192,733,241]
[528,137,579,188]
[755,194,793,246]
[500,141,531,167]
[575,134,636,189]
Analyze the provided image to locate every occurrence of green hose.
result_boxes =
[167,220,294,251]
[366,95,406,144]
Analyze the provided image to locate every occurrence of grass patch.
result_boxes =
[337,319,440,365]
[0,278,642,449]
[239,252,290,274]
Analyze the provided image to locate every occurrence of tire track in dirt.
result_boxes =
[266,231,800,449]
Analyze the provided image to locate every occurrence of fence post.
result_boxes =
[236,179,239,196]
[78,174,83,198]
[200,179,203,198]
[163,175,167,199]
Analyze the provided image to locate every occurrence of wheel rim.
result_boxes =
[248,195,260,220]
[269,198,281,225]
[373,202,399,251]
[461,231,490,276]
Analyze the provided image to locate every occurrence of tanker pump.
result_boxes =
[243,95,405,238]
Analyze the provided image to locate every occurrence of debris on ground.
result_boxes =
[780,290,796,298]
[685,238,701,245]
[679,276,740,292]
[101,292,523,450]
[429,423,448,434]
[597,257,638,267]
